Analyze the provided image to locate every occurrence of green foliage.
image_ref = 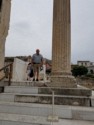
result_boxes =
[91,75,94,78]
[85,74,94,78]
[90,69,94,74]
[71,66,88,77]
[85,74,92,77]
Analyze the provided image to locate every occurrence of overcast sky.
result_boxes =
[5,0,94,64]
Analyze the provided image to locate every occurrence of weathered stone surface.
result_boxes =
[38,87,92,96]
[15,94,91,106]
[50,76,77,87]
[0,0,11,77]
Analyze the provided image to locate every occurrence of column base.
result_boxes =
[49,75,77,88]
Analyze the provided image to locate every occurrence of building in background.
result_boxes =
[77,61,94,67]
[77,61,94,74]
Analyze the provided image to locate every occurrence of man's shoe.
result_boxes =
[33,78,35,81]
[36,79,38,81]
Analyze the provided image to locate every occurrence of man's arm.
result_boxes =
[41,55,43,65]
[32,54,34,64]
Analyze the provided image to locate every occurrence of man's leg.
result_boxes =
[33,65,36,81]
[36,65,40,81]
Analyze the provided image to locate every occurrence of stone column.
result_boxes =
[0,0,11,78]
[51,0,76,87]
[0,38,6,78]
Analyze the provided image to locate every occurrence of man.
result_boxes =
[32,49,43,81]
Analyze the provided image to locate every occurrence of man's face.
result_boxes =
[36,49,40,55]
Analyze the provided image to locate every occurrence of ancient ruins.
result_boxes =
[0,0,94,125]
[0,0,77,87]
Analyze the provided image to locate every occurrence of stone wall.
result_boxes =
[77,77,94,89]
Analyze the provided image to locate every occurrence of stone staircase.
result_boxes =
[1,83,92,106]
[0,81,94,124]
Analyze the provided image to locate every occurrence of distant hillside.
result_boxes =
[5,56,52,64]
[45,58,52,65]
[5,56,28,62]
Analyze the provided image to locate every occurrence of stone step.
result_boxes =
[15,93,91,106]
[0,121,48,125]
[0,93,15,102]
[4,86,38,94]
[0,91,92,106]
[0,118,94,125]
[0,119,94,125]
[10,81,47,87]
[4,86,92,96]
[38,87,92,96]
[0,101,72,118]
[0,102,94,121]
[0,113,50,125]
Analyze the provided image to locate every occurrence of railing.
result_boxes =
[0,63,13,85]
[47,88,59,123]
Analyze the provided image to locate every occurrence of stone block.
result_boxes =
[4,86,38,94]
[14,94,91,106]
[38,87,92,96]
[0,93,14,102]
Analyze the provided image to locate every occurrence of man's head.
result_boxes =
[36,49,40,55]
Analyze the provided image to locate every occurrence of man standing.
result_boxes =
[32,49,43,81]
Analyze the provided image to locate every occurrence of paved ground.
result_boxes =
[51,119,94,125]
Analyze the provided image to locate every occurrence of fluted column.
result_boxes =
[0,38,5,78]
[0,0,11,78]
[51,0,76,87]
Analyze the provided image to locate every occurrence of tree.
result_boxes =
[71,66,88,77]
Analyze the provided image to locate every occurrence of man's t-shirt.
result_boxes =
[32,54,43,64]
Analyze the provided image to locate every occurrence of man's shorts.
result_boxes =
[33,63,41,72]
